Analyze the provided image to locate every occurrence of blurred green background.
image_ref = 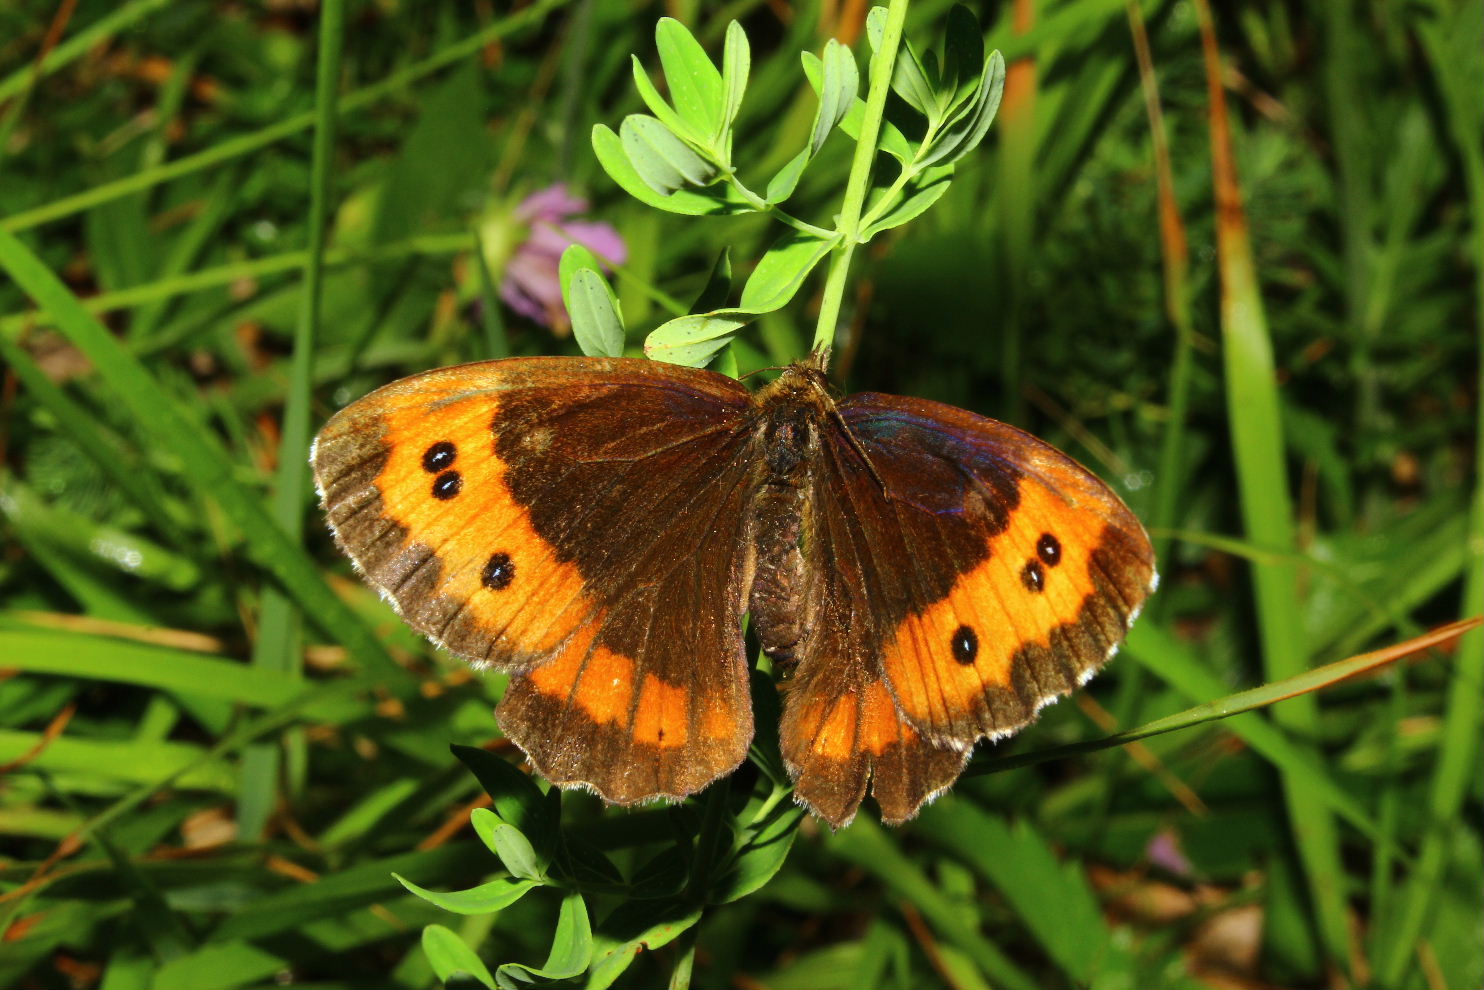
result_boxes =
[1,1,1479,988]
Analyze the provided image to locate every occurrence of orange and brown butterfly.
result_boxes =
[310,354,1156,827]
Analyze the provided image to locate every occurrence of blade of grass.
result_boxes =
[995,0,1037,422]
[242,0,346,841]
[0,334,180,533]
[0,0,571,234]
[0,228,414,693]
[829,819,1037,990]
[0,628,372,721]
[0,0,172,105]
[1193,0,1353,973]
[1376,2,1484,981]
[971,618,1479,778]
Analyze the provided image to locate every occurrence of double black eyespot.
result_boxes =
[422,441,462,500]
[1022,532,1062,595]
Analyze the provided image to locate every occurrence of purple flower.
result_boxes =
[1146,828,1193,877]
[497,184,626,334]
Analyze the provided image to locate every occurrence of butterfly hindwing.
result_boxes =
[778,389,1155,825]
[313,357,759,804]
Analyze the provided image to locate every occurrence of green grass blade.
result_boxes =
[0,227,412,692]
[1195,0,1353,971]
[0,0,570,234]
[243,0,346,842]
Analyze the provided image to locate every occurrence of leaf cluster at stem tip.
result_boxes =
[566,5,1005,372]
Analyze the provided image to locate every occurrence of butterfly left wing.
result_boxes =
[779,390,1155,826]
[312,357,759,804]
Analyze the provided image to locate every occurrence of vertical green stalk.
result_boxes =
[1096,2,1195,841]
[241,0,346,839]
[1376,8,1484,982]
[1194,0,1353,975]
[996,0,1037,422]
[811,0,910,359]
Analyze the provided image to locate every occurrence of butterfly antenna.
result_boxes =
[804,372,893,502]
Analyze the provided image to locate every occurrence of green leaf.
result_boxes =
[802,52,913,163]
[493,821,545,882]
[720,21,750,139]
[692,248,733,313]
[862,166,954,239]
[917,807,1122,985]
[422,924,497,990]
[709,799,804,904]
[494,892,592,987]
[564,267,626,358]
[587,899,703,990]
[941,4,984,112]
[645,233,835,366]
[739,232,837,311]
[629,55,696,145]
[592,124,744,216]
[655,18,724,146]
[619,115,718,194]
[921,50,1004,168]
[866,6,936,118]
[765,147,810,204]
[644,312,750,368]
[395,874,540,915]
[812,39,858,157]
[450,745,548,838]
[556,243,623,338]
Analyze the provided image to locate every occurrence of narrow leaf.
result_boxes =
[812,39,859,156]
[863,167,954,239]
[720,21,750,138]
[629,55,696,144]
[655,18,724,145]
[765,147,810,204]
[920,50,1004,168]
[644,313,750,368]
[496,892,592,986]
[739,233,836,312]
[395,874,539,915]
[565,268,625,358]
[422,925,497,990]
[619,115,717,194]
[593,124,743,216]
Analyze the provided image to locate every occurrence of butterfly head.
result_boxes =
[754,365,834,478]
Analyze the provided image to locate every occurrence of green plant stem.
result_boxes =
[718,169,835,238]
[811,0,910,358]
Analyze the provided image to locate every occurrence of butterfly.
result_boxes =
[311,355,1156,827]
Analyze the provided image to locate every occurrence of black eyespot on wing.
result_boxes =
[951,625,979,665]
[1037,533,1061,567]
[432,471,463,500]
[422,441,456,473]
[1021,559,1045,592]
[481,552,515,590]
